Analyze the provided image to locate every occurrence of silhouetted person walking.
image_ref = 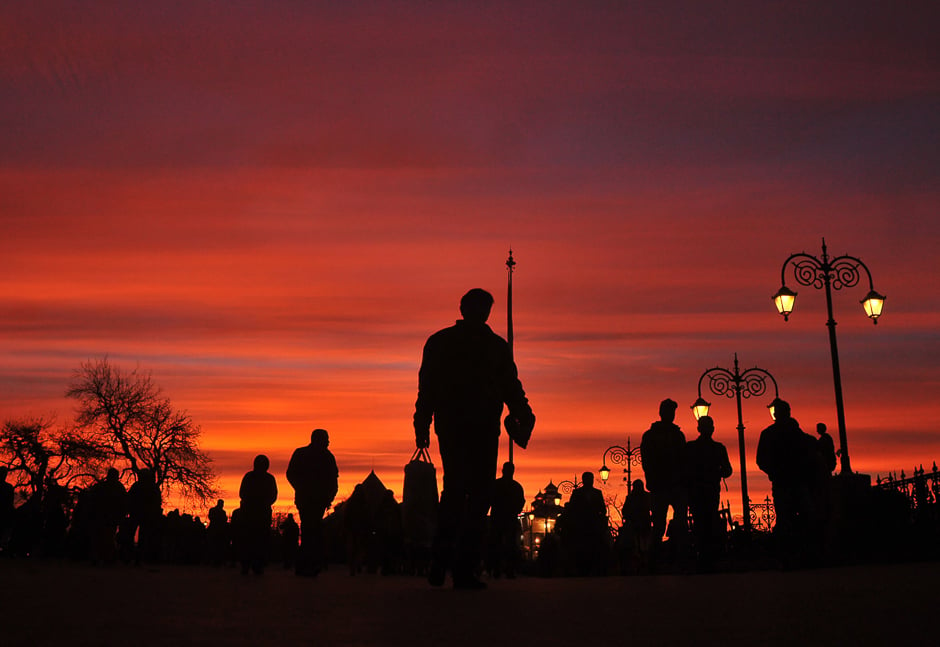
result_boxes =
[757,400,817,566]
[567,471,608,575]
[488,461,526,578]
[238,454,277,575]
[286,428,339,577]
[816,423,837,475]
[414,288,535,590]
[620,479,653,574]
[685,415,732,570]
[87,467,127,565]
[124,468,162,564]
[279,513,300,570]
[640,399,688,565]
[207,499,229,565]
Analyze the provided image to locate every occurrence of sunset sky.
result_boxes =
[2,1,938,520]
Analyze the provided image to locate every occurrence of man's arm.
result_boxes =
[413,339,436,448]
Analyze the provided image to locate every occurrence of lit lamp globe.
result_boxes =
[861,290,886,324]
[690,397,711,421]
[553,495,562,506]
[772,285,798,321]
[599,465,611,483]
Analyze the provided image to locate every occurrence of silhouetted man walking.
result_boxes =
[567,471,608,575]
[640,398,688,563]
[489,461,526,578]
[287,428,339,576]
[620,479,653,573]
[238,454,278,575]
[816,422,837,475]
[757,399,817,565]
[414,288,534,589]
[684,415,732,570]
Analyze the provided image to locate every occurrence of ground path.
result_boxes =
[0,559,933,645]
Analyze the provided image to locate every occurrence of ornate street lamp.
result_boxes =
[691,353,778,533]
[557,476,581,502]
[598,438,642,493]
[773,238,885,475]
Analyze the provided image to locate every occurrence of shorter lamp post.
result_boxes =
[557,476,581,503]
[599,438,642,493]
[691,353,778,533]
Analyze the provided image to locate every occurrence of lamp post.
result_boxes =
[772,238,885,476]
[599,438,642,493]
[506,248,516,465]
[691,353,779,532]
[557,476,581,504]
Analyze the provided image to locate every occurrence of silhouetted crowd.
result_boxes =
[1,288,937,584]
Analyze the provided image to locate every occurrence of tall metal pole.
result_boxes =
[822,245,851,475]
[731,359,750,533]
[506,248,516,464]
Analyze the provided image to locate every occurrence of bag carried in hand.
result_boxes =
[402,447,439,546]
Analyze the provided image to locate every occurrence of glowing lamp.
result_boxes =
[690,397,711,421]
[860,289,886,324]
[527,512,535,521]
[599,465,611,483]
[553,495,562,506]
[772,286,798,321]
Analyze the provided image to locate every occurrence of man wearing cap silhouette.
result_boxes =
[287,428,339,576]
[414,288,535,589]
[685,415,732,570]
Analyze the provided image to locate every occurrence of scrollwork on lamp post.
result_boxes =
[691,353,779,533]
[772,238,885,476]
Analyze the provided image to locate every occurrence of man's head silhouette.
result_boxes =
[772,399,791,421]
[697,415,715,438]
[310,428,330,449]
[460,289,494,323]
[659,398,678,423]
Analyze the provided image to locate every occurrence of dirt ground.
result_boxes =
[0,558,935,646]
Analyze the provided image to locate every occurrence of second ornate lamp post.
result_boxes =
[690,353,779,533]
[599,438,642,493]
[772,238,885,476]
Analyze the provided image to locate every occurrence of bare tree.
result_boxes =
[66,358,218,505]
[0,416,105,500]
